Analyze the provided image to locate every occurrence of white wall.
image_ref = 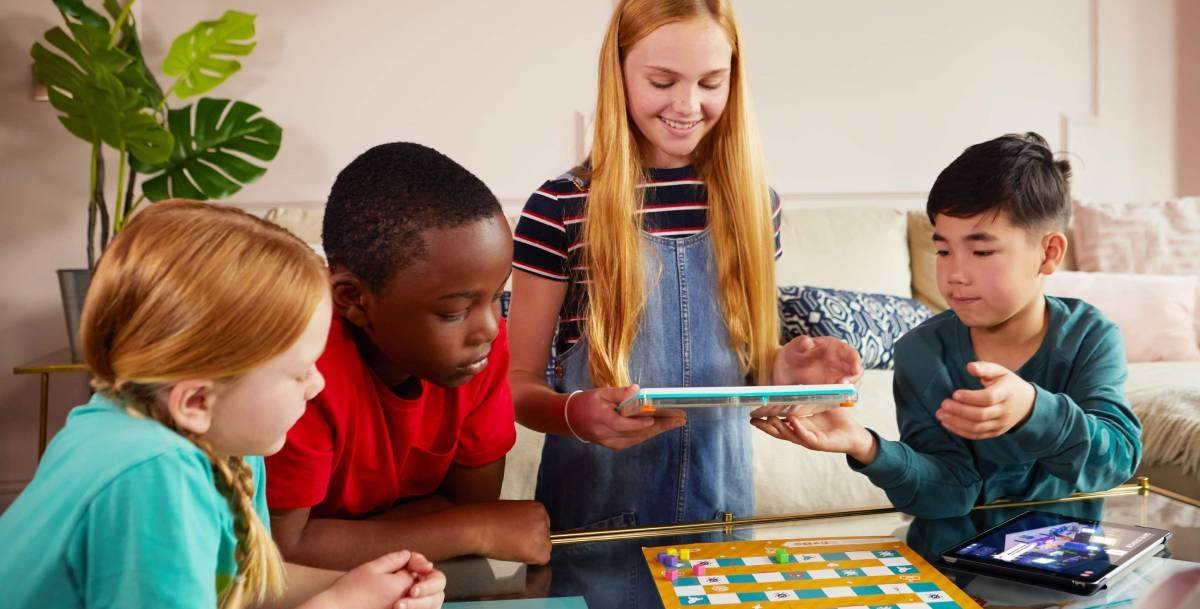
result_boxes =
[0,0,1189,507]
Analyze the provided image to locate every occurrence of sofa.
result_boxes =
[265,199,1200,516]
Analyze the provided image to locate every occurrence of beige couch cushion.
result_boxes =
[777,207,912,298]
[905,212,947,313]
[265,207,324,243]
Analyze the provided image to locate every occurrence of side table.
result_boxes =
[12,349,87,460]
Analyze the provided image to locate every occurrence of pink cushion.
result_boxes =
[1071,198,1200,347]
[1044,271,1200,363]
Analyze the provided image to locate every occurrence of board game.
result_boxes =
[642,536,981,608]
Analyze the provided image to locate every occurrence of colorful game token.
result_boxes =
[664,555,679,568]
[666,549,678,557]
[680,549,691,561]
[664,568,678,582]
[657,552,669,564]
[775,548,788,564]
[693,564,707,576]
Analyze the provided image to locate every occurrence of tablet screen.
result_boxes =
[947,511,1162,582]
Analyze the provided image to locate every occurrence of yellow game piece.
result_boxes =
[666,549,678,557]
[680,549,691,561]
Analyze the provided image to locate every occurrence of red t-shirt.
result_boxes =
[265,314,516,518]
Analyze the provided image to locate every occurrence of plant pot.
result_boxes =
[57,268,92,363]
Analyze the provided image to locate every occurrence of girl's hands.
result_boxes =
[319,550,445,609]
[566,385,686,450]
[772,336,864,387]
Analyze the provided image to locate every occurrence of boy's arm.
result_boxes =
[1008,328,1142,491]
[271,497,549,571]
[851,346,984,519]
[441,458,504,503]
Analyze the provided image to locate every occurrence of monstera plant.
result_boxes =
[32,0,282,360]
[32,0,282,268]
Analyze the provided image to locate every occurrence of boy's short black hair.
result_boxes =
[927,132,1072,231]
[322,142,502,291]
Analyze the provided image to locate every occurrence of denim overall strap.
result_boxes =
[534,228,754,533]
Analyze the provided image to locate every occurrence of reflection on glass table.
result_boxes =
[445,481,1200,609]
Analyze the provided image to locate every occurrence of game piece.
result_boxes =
[642,537,981,609]
[657,552,668,564]
[664,555,678,568]
[680,549,691,561]
[666,548,678,557]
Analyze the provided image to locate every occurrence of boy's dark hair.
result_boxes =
[927,132,1072,231]
[322,142,502,290]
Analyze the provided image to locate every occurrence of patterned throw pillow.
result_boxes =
[778,286,932,370]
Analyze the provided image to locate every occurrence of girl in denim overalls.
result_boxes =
[508,0,863,539]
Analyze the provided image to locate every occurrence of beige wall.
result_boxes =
[0,0,1193,507]
[1179,0,1200,196]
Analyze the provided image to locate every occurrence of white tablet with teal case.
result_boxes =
[615,384,858,418]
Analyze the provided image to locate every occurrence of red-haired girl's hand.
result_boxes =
[319,550,418,609]
[395,553,445,609]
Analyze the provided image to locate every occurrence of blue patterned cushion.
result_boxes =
[778,286,932,370]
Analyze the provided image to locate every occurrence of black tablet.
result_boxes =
[940,510,1170,595]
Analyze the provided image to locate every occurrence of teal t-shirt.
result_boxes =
[0,393,271,608]
[853,296,1143,518]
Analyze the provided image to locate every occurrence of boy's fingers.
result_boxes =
[750,419,779,438]
[968,361,1011,381]
[950,388,998,408]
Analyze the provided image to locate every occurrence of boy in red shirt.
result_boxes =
[267,143,551,569]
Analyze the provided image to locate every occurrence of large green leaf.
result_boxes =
[163,11,256,99]
[135,98,281,201]
[103,0,164,108]
[53,0,108,28]
[31,22,172,164]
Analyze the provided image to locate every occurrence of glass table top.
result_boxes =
[443,483,1200,609]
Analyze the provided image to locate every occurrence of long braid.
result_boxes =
[108,385,285,609]
[207,448,286,609]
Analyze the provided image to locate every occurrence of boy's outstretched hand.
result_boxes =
[772,336,864,387]
[937,361,1036,440]
[751,408,878,465]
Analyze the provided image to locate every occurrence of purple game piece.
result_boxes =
[664,555,679,568]
[657,552,669,564]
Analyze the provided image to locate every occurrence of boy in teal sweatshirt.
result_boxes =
[754,132,1142,518]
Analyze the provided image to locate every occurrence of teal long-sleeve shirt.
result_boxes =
[852,295,1142,518]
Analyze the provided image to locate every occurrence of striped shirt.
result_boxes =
[513,165,782,355]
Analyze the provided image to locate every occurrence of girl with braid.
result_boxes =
[0,201,445,609]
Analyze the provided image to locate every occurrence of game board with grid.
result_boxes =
[642,537,981,608]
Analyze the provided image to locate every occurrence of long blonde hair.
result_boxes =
[80,200,328,609]
[585,0,778,387]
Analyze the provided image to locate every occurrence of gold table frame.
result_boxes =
[12,349,87,460]
[549,477,1200,545]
